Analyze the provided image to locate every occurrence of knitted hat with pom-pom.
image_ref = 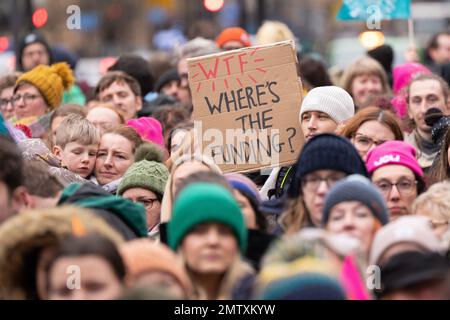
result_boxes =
[117,143,169,197]
[15,62,75,109]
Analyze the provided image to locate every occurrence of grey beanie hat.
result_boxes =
[299,86,355,123]
[322,174,389,226]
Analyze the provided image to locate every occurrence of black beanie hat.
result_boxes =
[154,68,180,93]
[16,32,53,71]
[367,44,394,74]
[322,174,389,226]
[108,53,155,96]
[287,133,368,199]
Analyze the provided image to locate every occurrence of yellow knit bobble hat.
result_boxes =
[15,62,75,109]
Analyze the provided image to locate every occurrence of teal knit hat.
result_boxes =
[117,143,169,197]
[168,182,247,253]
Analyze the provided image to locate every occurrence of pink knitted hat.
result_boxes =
[391,63,431,119]
[365,140,423,178]
[392,63,431,95]
[127,117,165,148]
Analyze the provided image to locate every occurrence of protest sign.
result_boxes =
[188,40,304,173]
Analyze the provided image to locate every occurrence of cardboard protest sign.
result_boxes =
[188,40,304,173]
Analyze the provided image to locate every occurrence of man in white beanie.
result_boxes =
[299,86,355,141]
[260,86,355,201]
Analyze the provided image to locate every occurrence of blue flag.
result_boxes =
[337,0,411,21]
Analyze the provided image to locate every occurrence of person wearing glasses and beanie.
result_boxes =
[117,143,169,240]
[279,133,369,234]
[365,140,426,221]
[261,86,355,201]
[12,62,75,137]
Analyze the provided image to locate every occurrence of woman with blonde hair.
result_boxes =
[160,152,222,224]
[340,57,391,110]
[255,20,296,45]
[412,181,450,240]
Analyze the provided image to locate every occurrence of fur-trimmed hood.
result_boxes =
[0,206,123,299]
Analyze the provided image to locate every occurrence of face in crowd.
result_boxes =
[301,169,346,227]
[300,111,338,141]
[408,78,449,139]
[22,42,50,71]
[160,80,181,101]
[428,33,450,65]
[232,190,257,229]
[13,83,49,120]
[0,85,15,120]
[171,161,211,198]
[86,107,123,135]
[95,133,136,186]
[122,187,161,232]
[98,81,142,122]
[48,255,123,300]
[372,165,418,221]
[176,58,193,106]
[326,200,379,254]
[180,222,239,277]
[350,73,383,107]
[351,120,396,161]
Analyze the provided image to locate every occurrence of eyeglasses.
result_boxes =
[353,133,387,152]
[301,174,346,192]
[0,98,14,109]
[374,179,417,196]
[131,198,159,209]
[11,93,41,107]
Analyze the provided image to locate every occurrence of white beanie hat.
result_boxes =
[369,216,445,266]
[299,86,355,124]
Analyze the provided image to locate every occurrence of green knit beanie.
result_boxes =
[117,143,169,197]
[168,182,247,253]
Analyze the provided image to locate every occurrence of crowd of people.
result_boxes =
[0,21,449,300]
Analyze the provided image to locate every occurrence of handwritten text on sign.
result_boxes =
[188,40,304,173]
